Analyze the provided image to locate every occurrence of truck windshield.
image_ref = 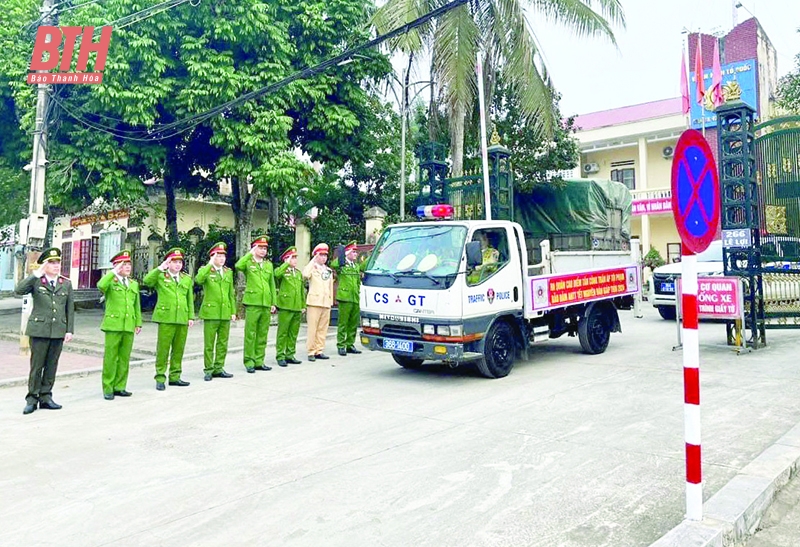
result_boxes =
[364,225,467,289]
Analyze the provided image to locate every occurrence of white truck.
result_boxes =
[358,205,642,378]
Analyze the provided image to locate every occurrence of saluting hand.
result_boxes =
[33,265,45,278]
[158,259,171,271]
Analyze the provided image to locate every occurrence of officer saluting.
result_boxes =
[274,246,305,367]
[97,250,142,400]
[235,235,277,373]
[143,247,195,391]
[332,241,365,357]
[195,242,236,381]
[15,247,74,415]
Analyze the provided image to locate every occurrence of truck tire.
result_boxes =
[476,321,515,379]
[578,305,611,355]
[393,354,424,370]
[657,306,676,320]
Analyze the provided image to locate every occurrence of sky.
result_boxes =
[525,0,800,116]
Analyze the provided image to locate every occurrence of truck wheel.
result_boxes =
[393,354,424,370]
[578,306,611,355]
[476,321,515,379]
[657,306,676,320]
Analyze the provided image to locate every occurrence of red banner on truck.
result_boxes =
[530,266,640,312]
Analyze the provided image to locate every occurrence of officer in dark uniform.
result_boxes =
[15,247,75,415]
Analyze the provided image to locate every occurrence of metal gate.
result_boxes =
[755,115,800,328]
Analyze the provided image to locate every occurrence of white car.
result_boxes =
[649,240,723,320]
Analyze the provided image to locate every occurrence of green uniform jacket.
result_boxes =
[195,264,235,320]
[15,274,75,338]
[274,262,306,312]
[143,268,195,324]
[331,257,366,303]
[235,254,276,307]
[97,272,142,333]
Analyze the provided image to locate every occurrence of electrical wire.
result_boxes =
[53,0,470,142]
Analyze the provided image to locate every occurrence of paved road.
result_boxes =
[2,307,800,547]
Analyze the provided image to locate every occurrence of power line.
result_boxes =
[54,0,470,142]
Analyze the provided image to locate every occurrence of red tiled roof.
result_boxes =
[574,98,683,131]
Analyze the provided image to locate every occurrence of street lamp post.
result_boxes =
[393,77,433,220]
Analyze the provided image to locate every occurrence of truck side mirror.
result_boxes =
[466,241,483,268]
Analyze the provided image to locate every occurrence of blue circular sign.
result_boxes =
[671,129,721,254]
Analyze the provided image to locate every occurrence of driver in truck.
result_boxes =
[467,231,500,284]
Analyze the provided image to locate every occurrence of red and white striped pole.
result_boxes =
[682,249,702,520]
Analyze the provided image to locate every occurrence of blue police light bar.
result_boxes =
[416,204,454,220]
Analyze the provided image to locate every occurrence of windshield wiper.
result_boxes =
[397,269,441,285]
[368,268,401,283]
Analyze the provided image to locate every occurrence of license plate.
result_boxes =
[661,282,675,293]
[383,338,413,353]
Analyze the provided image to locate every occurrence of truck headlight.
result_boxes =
[450,325,463,337]
[423,324,435,335]
[437,325,450,336]
[361,317,370,328]
[370,319,380,328]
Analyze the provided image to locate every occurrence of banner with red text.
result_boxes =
[530,265,640,312]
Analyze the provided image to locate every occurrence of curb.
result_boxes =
[649,423,800,547]
[0,331,341,389]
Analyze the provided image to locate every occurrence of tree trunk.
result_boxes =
[163,176,179,245]
[231,177,258,317]
[449,102,466,177]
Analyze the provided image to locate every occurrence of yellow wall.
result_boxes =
[631,215,680,261]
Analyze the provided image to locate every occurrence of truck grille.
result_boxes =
[381,324,421,340]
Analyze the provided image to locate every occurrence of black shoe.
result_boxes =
[277,360,288,367]
[114,390,132,397]
[212,371,233,378]
[256,364,272,371]
[39,400,62,410]
[23,404,36,415]
[204,373,213,381]
[338,348,347,356]
[315,353,330,360]
[307,355,316,362]
[287,358,301,364]
[104,393,115,401]
[347,347,362,354]
[246,367,255,374]
[156,382,166,391]
[168,379,190,387]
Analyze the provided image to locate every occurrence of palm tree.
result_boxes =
[373,0,625,176]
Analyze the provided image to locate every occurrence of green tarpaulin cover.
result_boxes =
[513,178,632,240]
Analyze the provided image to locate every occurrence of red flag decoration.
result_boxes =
[694,37,705,106]
[681,54,690,115]
[710,39,724,108]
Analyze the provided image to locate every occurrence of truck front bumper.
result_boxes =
[360,332,481,362]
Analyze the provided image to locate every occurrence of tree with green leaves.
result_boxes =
[372,0,624,177]
[777,36,800,113]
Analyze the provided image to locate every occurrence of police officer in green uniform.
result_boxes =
[332,241,365,357]
[143,247,195,390]
[97,250,142,400]
[16,247,74,415]
[195,242,235,381]
[235,235,277,373]
[274,246,306,367]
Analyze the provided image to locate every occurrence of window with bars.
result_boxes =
[61,242,72,277]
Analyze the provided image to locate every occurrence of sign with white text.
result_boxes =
[679,276,743,320]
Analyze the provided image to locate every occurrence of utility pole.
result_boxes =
[20,0,56,354]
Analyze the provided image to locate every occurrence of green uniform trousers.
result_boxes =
[275,309,302,360]
[243,305,270,369]
[102,331,134,395]
[203,319,231,373]
[155,323,188,383]
[336,301,360,349]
